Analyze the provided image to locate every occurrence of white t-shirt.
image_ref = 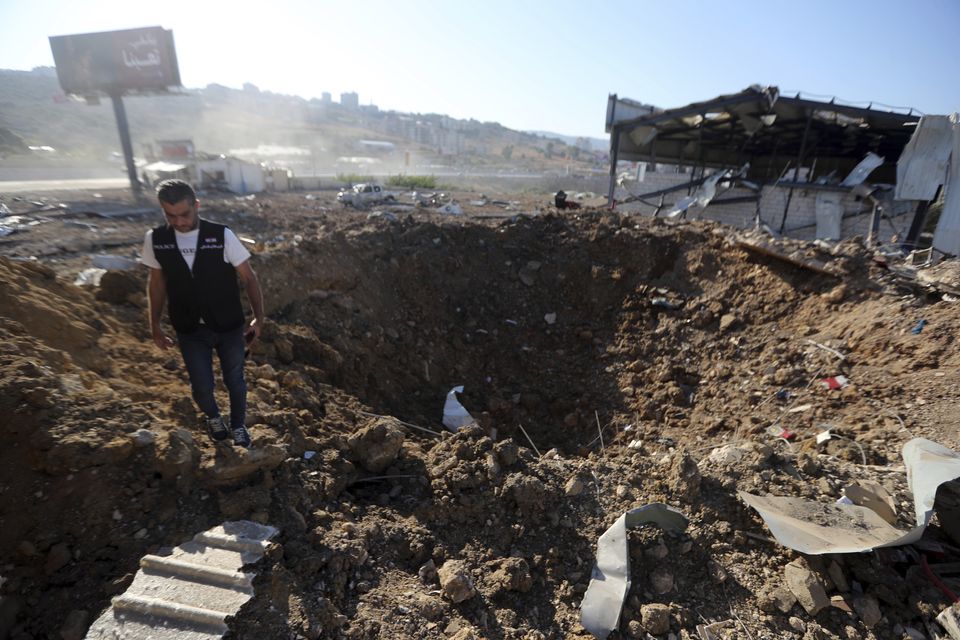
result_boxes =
[141,226,251,271]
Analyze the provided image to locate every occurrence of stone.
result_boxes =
[707,444,744,465]
[823,284,848,304]
[830,595,853,613]
[564,476,584,496]
[650,567,674,594]
[347,418,404,473]
[784,559,830,615]
[488,557,532,594]
[45,543,72,575]
[667,452,701,503]
[450,629,479,640]
[130,429,156,447]
[16,541,37,557]
[707,560,728,584]
[640,603,671,635]
[719,313,737,332]
[827,560,850,593]
[413,593,445,620]
[769,586,798,613]
[201,444,286,485]
[853,594,882,628]
[938,602,960,640]
[438,560,476,603]
[788,616,806,633]
[59,609,88,640]
[494,440,519,466]
[418,559,437,583]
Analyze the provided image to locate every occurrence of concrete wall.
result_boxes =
[196,158,266,194]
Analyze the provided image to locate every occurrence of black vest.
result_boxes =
[152,219,245,334]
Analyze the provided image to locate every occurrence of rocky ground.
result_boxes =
[1,187,959,640]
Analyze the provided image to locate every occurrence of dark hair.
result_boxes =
[156,179,197,205]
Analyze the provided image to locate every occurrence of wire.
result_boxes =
[921,554,960,603]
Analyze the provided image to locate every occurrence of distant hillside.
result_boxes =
[0,68,603,174]
[526,130,608,152]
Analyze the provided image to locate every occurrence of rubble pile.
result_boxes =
[0,192,959,639]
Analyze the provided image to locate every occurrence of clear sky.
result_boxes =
[2,0,958,138]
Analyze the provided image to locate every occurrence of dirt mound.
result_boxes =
[1,203,960,640]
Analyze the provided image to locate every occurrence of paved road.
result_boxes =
[0,178,131,193]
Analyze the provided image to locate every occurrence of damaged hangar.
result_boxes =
[605,85,956,253]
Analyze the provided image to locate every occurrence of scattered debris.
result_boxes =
[580,504,688,639]
[442,386,477,432]
[740,438,960,554]
[435,202,463,215]
[820,375,849,390]
[91,254,138,271]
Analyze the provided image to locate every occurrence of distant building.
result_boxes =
[357,140,395,154]
[340,92,359,109]
[321,92,332,104]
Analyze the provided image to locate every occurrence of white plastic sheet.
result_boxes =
[441,386,476,432]
[580,504,688,639]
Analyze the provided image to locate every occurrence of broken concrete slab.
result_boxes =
[740,438,960,554]
[85,520,278,639]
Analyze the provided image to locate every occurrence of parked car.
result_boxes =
[336,183,397,207]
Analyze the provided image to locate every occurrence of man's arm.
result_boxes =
[236,260,264,344]
[147,268,174,349]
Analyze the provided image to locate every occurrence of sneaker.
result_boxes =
[232,425,252,449]
[206,415,229,441]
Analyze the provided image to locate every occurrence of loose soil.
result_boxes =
[1,188,959,640]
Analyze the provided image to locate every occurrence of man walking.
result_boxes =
[142,179,263,447]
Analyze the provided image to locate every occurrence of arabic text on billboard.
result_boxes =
[49,27,180,94]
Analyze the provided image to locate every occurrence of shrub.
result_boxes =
[337,173,374,185]
[385,174,436,189]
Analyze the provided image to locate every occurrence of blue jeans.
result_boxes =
[177,325,247,430]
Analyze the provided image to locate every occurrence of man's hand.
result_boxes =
[152,327,175,350]
[245,318,263,349]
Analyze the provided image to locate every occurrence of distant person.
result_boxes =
[141,179,263,448]
[555,190,581,210]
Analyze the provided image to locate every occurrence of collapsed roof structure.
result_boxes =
[604,86,958,255]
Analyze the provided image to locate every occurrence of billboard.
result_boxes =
[49,27,180,95]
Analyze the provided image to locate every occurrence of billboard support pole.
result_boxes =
[110,92,142,193]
